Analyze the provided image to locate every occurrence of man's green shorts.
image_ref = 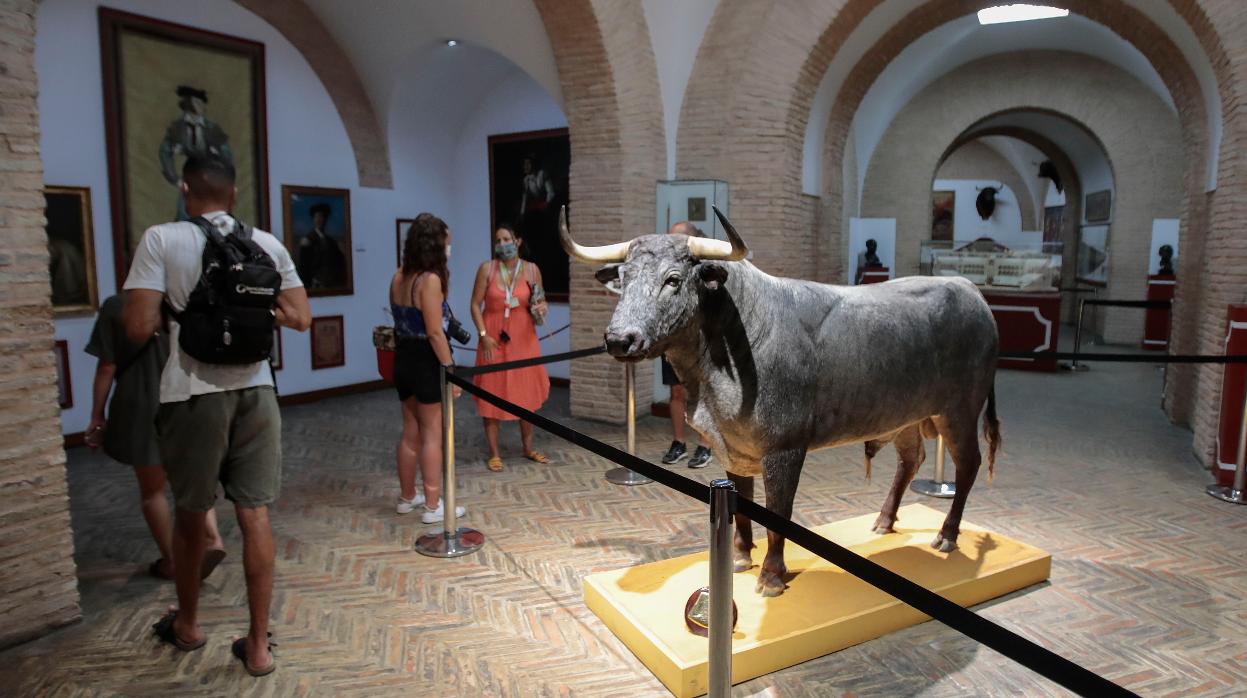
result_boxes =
[156,386,281,511]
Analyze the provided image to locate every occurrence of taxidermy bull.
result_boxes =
[560,207,1001,597]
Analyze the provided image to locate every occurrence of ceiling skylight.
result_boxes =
[977,4,1070,25]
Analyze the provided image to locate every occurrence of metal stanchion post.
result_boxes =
[416,366,485,556]
[1061,298,1090,372]
[1207,383,1247,504]
[707,479,736,697]
[910,434,956,498]
[606,361,652,486]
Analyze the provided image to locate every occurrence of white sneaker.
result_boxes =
[396,492,426,514]
[421,499,466,524]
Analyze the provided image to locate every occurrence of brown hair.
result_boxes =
[402,212,449,294]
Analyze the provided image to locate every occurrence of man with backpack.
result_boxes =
[123,155,310,676]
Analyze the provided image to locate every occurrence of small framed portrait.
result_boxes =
[54,340,72,409]
[488,127,570,301]
[282,185,353,297]
[395,217,415,268]
[931,190,955,241]
[45,186,99,315]
[687,196,707,222]
[270,326,283,370]
[1085,190,1112,223]
[310,315,345,370]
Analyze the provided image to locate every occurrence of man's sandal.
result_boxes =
[525,451,550,464]
[231,635,277,677]
[487,457,504,472]
[152,609,206,652]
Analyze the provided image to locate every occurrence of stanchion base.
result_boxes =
[1059,362,1090,372]
[606,467,652,486]
[1205,484,1247,505]
[415,527,485,557]
[910,479,956,498]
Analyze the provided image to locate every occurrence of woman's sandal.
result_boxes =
[231,635,277,677]
[525,450,549,464]
[487,457,504,472]
[152,609,206,652]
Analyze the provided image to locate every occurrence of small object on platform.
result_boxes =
[683,586,738,637]
[688,446,713,469]
[662,440,688,464]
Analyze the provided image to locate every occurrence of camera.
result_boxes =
[446,317,472,345]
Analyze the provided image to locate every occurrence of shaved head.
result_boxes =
[668,221,702,237]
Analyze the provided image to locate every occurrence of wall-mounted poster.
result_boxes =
[1042,205,1064,244]
[45,186,99,315]
[271,327,283,371]
[282,186,353,297]
[931,190,955,241]
[99,8,268,289]
[1084,190,1112,222]
[311,315,345,370]
[395,217,415,268]
[488,128,570,302]
[54,340,72,409]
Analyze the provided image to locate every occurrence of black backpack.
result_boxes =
[169,216,281,365]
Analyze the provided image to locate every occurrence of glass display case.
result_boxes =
[919,239,1063,292]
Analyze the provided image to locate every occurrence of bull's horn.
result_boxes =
[688,206,749,261]
[559,206,631,263]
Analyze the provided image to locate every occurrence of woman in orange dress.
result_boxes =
[469,224,551,471]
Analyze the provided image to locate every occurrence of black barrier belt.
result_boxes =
[446,370,709,502]
[446,372,1138,697]
[1081,299,1171,309]
[452,323,573,353]
[453,345,606,377]
[999,351,1247,363]
[1059,287,1098,294]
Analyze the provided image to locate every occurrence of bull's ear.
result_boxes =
[595,264,623,295]
[698,262,728,292]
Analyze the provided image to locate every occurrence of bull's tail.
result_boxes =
[983,385,1001,483]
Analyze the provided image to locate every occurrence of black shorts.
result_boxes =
[394,337,442,404]
[661,356,681,386]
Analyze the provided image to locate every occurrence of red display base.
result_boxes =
[858,267,890,284]
[1215,305,1247,486]
[1143,274,1175,350]
[982,291,1062,372]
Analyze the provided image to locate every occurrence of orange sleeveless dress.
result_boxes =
[473,260,549,420]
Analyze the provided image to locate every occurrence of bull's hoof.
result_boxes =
[755,568,787,597]
[930,531,958,553]
[871,514,896,535]
[733,554,754,572]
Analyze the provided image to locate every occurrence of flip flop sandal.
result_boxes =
[231,636,277,677]
[152,610,206,652]
[487,457,504,472]
[148,558,174,581]
[200,548,227,581]
[525,451,550,464]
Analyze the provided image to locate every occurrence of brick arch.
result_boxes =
[234,0,392,188]
[860,53,1183,344]
[531,0,667,421]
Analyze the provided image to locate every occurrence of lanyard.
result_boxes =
[499,259,523,318]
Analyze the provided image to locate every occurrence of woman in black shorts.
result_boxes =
[390,213,464,524]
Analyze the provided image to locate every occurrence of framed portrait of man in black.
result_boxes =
[44,186,99,316]
[282,186,353,297]
[99,8,269,290]
[488,128,570,302]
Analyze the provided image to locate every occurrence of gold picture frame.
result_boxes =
[45,186,99,316]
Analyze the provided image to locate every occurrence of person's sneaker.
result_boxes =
[661,440,688,464]
[396,492,426,515]
[421,499,467,524]
[688,445,713,469]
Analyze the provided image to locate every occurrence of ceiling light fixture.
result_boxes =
[977,4,1069,25]
[446,39,458,47]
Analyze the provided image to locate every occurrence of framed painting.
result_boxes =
[283,185,353,297]
[54,340,72,409]
[931,190,955,241]
[395,217,415,268]
[271,327,283,371]
[488,128,570,302]
[311,315,345,370]
[45,186,99,315]
[1085,190,1112,223]
[99,8,268,289]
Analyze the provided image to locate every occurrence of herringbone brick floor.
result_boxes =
[3,356,1246,696]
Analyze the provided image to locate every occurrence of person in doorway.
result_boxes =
[123,155,310,677]
[470,224,551,472]
[660,221,713,469]
[84,294,226,582]
[390,213,465,523]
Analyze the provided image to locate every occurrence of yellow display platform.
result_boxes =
[584,503,1050,698]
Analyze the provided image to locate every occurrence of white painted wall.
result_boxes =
[1044,180,1066,207]
[932,179,1028,244]
[37,0,567,434]
[643,0,720,179]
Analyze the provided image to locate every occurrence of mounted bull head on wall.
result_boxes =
[975,185,1002,220]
